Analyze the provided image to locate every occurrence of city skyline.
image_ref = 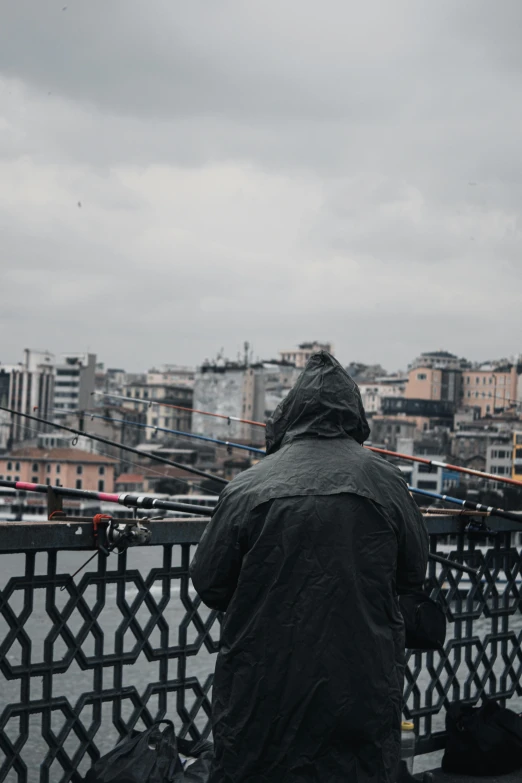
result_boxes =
[3,340,522,377]
[2,2,522,372]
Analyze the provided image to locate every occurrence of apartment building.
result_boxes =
[0,447,117,492]
[53,353,97,421]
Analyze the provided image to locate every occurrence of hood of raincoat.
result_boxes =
[266,351,370,454]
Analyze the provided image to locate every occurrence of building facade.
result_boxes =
[358,376,407,415]
[0,447,117,492]
[192,363,265,445]
[486,443,514,488]
[146,366,196,388]
[4,350,55,444]
[405,366,462,403]
[279,342,333,369]
[53,353,97,421]
[262,362,302,419]
[408,351,469,372]
[513,431,522,480]
[461,366,518,417]
[0,368,11,450]
[124,382,193,440]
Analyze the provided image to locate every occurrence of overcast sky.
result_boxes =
[1,1,521,372]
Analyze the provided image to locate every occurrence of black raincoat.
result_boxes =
[190,352,429,783]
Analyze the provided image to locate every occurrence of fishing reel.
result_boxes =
[106,518,152,551]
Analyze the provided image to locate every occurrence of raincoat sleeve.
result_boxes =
[189,494,245,612]
[393,484,429,594]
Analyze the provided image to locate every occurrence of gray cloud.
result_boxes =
[1,0,521,372]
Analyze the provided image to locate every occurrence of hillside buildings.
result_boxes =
[1,342,521,500]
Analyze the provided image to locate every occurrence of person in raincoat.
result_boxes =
[190,351,429,783]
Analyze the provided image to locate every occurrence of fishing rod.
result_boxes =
[3,405,521,524]
[0,478,481,575]
[95,388,522,425]
[91,404,522,490]
[0,478,215,516]
[0,405,228,486]
[370,446,522,488]
[2,463,520,529]
[409,487,522,524]
[80,412,265,455]
[92,391,265,428]
[94,394,522,489]
[12,417,222,498]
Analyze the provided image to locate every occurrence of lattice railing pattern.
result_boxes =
[0,543,220,783]
[0,518,521,781]
[404,528,522,755]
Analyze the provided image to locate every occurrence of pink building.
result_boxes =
[405,366,462,403]
[0,448,117,493]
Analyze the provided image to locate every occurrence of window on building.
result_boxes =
[76,465,83,475]
[497,467,506,475]
[483,377,486,384]
[99,466,105,476]
[14,475,19,481]
[476,377,479,384]
[516,448,522,460]
[6,475,11,481]
[466,377,470,384]
[56,464,61,474]
[98,480,105,492]
[418,463,436,474]
[486,406,491,413]
[32,476,38,483]
[498,451,506,459]
[15,462,20,471]
[7,461,12,471]
[491,466,498,474]
[46,478,51,486]
[515,465,522,475]
[76,479,83,489]
[489,377,493,384]
[46,465,51,474]
[32,463,38,472]
[417,480,438,490]
[152,418,158,426]
[417,373,427,381]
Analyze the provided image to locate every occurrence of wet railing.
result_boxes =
[0,515,521,782]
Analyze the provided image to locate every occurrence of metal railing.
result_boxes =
[0,515,521,782]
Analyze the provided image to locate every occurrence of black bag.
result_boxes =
[83,720,213,783]
[442,699,522,776]
[398,591,446,651]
